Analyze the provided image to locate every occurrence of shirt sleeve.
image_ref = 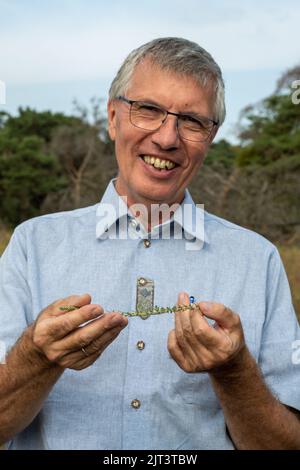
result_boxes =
[0,226,31,359]
[258,247,300,411]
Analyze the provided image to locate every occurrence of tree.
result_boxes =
[236,65,300,167]
[275,64,300,94]
[1,108,81,142]
[0,103,118,224]
[189,65,300,241]
[45,98,117,211]
[205,139,237,169]
[0,136,65,225]
[50,123,103,208]
[0,108,77,225]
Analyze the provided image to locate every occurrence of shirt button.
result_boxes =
[131,399,141,409]
[143,239,151,248]
[138,277,146,286]
[136,340,145,350]
[130,219,137,228]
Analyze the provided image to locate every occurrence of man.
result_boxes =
[0,37,299,450]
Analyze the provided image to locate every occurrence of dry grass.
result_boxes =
[0,225,299,320]
[0,224,12,256]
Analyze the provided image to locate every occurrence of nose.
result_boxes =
[151,114,180,150]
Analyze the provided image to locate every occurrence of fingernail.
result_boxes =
[110,315,125,327]
[200,302,213,314]
[179,291,188,303]
[91,307,101,316]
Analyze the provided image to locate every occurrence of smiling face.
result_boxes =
[107,59,218,208]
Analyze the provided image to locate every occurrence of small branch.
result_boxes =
[59,303,199,318]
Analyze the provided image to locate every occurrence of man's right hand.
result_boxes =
[31,294,128,370]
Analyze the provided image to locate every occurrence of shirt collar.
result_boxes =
[95,178,209,244]
[174,189,209,244]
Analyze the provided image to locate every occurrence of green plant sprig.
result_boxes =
[122,303,199,317]
[59,303,199,317]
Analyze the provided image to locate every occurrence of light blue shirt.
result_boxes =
[0,178,299,450]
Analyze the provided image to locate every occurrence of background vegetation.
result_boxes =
[0,67,299,319]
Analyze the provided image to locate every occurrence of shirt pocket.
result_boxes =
[163,319,258,407]
[176,372,219,407]
[162,360,219,407]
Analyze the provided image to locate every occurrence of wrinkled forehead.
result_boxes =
[126,58,216,114]
[127,57,212,91]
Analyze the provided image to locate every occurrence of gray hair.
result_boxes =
[109,37,226,126]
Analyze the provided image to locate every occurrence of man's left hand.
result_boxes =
[168,292,246,373]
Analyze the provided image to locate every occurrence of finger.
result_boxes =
[66,326,119,370]
[167,329,192,372]
[55,294,92,315]
[175,291,193,343]
[59,324,124,367]
[176,293,218,351]
[79,324,124,355]
[190,306,220,347]
[45,303,104,340]
[198,302,240,329]
[173,292,202,364]
[168,329,187,363]
[58,345,102,370]
[48,294,92,317]
[55,311,128,350]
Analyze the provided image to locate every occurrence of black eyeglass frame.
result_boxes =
[116,95,219,142]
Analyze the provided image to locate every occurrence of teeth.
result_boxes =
[143,156,176,170]
[155,158,163,169]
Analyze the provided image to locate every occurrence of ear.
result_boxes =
[107,100,117,141]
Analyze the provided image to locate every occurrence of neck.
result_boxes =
[114,179,185,232]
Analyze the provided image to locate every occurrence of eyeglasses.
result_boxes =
[117,95,218,142]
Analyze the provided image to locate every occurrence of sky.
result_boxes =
[0,0,299,142]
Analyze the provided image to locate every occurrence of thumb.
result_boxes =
[197,301,235,328]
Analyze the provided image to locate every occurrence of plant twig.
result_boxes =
[59,303,199,317]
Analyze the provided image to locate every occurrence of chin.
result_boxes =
[141,188,176,204]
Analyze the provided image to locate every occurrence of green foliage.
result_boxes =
[0,108,80,142]
[205,139,237,168]
[237,93,300,167]
[0,103,117,226]
[0,108,80,225]
[0,135,66,225]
